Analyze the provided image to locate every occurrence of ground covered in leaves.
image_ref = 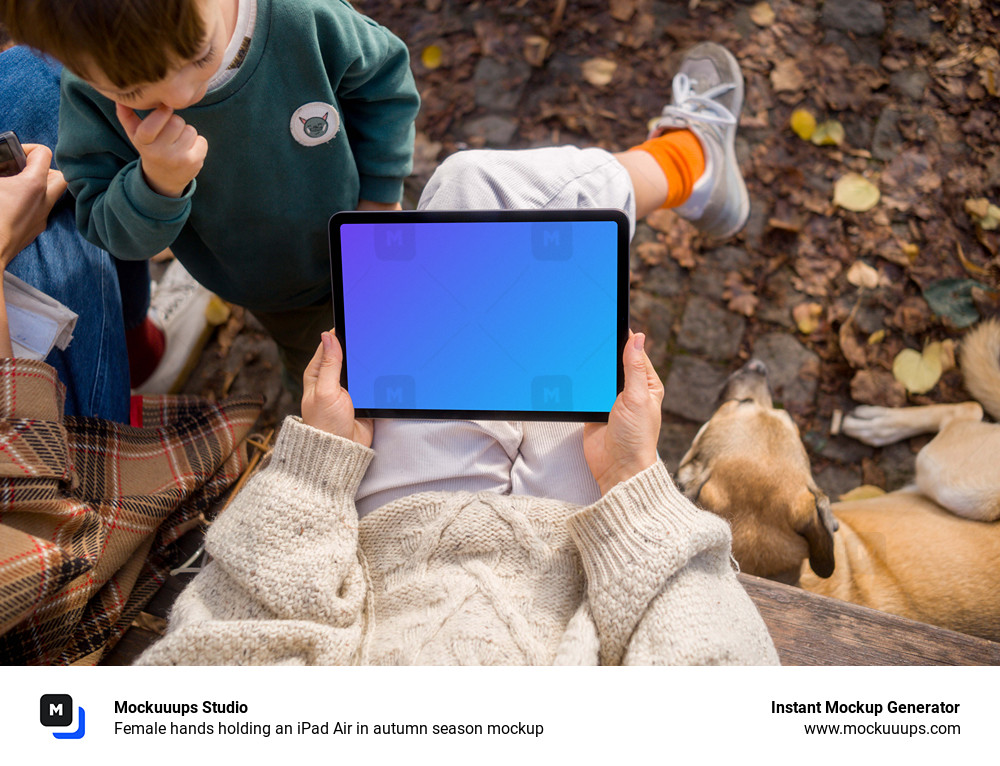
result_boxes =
[186,0,1000,500]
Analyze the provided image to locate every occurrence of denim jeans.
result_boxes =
[2,46,131,422]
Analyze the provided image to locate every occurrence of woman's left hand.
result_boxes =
[301,330,374,447]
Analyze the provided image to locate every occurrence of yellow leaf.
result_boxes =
[750,1,776,26]
[811,119,845,146]
[205,296,231,326]
[892,343,944,394]
[867,329,885,345]
[965,197,1000,230]
[582,58,617,87]
[833,173,880,212]
[421,44,443,70]
[793,302,823,335]
[846,260,879,289]
[790,108,816,140]
[839,485,887,502]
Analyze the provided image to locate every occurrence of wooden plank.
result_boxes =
[740,573,1000,666]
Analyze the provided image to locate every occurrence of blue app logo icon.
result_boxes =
[531,375,572,409]
[40,694,86,739]
[374,375,416,407]
[531,222,573,260]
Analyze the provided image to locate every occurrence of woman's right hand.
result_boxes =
[0,143,67,268]
[301,330,374,447]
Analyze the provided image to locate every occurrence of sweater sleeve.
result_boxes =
[135,416,375,665]
[567,462,780,666]
[56,74,193,260]
[322,4,420,203]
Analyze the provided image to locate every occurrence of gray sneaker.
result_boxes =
[648,43,748,240]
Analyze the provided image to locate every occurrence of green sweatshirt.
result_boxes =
[56,0,420,312]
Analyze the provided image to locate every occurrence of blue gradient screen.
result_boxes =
[336,218,623,416]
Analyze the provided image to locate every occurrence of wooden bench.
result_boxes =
[102,533,1000,665]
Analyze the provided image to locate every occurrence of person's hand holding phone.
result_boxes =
[583,331,664,496]
[302,330,374,447]
[116,104,208,198]
[0,143,67,267]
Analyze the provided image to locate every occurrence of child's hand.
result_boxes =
[116,104,208,198]
[301,330,374,447]
[583,332,663,496]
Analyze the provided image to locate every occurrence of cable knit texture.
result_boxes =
[137,417,779,665]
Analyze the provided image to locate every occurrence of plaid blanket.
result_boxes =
[0,358,261,665]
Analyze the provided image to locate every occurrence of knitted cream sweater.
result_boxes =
[137,418,779,665]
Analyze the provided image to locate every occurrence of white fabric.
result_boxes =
[206,0,257,92]
[354,146,635,517]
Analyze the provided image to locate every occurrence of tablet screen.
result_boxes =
[330,210,628,420]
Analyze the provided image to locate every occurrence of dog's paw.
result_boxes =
[841,406,913,446]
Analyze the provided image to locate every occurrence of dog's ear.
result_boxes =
[795,489,836,578]
[675,453,711,503]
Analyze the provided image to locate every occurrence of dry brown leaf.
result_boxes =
[770,59,804,92]
[846,260,879,289]
[850,369,907,407]
[750,1,776,27]
[636,241,667,265]
[793,302,823,334]
[609,0,638,22]
[524,35,549,68]
[724,272,758,317]
[839,323,867,368]
[582,58,617,87]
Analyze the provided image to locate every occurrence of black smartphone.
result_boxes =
[0,130,28,177]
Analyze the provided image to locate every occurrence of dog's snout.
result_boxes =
[746,359,768,376]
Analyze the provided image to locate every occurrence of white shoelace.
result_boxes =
[660,72,738,129]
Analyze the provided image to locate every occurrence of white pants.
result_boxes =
[355,146,637,517]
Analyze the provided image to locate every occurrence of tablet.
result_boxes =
[329,209,629,421]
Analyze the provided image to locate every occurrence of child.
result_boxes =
[1,0,420,396]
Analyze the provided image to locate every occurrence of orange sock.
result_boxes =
[629,129,706,208]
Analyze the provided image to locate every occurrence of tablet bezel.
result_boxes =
[329,209,629,421]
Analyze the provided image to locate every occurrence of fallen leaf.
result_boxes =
[636,241,667,265]
[793,302,823,334]
[582,58,617,87]
[421,44,443,69]
[974,46,999,96]
[724,272,758,317]
[833,173,880,212]
[750,1,776,27]
[867,329,885,345]
[790,108,816,140]
[850,369,907,407]
[205,296,231,326]
[770,59,804,92]
[965,197,1000,230]
[846,260,879,289]
[523,35,549,68]
[811,119,845,146]
[892,344,944,394]
[839,485,887,502]
[922,278,988,328]
[839,323,867,368]
[609,0,637,22]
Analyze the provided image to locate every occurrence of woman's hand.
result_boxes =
[301,330,373,447]
[0,143,67,268]
[583,332,664,495]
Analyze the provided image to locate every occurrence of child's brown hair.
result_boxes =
[0,0,205,88]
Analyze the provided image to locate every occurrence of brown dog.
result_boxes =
[676,319,1000,642]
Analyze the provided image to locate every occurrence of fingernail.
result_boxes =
[633,333,645,351]
[322,332,333,353]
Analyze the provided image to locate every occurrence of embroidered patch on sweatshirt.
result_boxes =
[290,102,340,147]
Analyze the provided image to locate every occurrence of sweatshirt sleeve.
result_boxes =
[567,462,779,666]
[135,416,375,665]
[322,3,420,203]
[56,74,193,260]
